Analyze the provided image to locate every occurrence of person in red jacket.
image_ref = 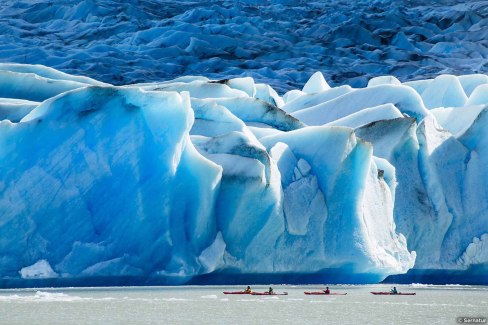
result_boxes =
[324,287,330,294]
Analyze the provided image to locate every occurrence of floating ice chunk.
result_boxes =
[19,260,57,279]
[367,76,402,87]
[302,72,330,94]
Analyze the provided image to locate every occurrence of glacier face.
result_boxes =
[1,63,488,285]
[0,64,420,286]
[0,0,487,288]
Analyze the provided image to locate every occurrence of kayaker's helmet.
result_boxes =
[247,286,250,290]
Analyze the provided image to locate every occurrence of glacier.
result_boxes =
[0,1,486,92]
[0,0,488,286]
[1,63,488,286]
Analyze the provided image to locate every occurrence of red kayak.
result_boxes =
[304,291,347,295]
[251,292,288,296]
[223,291,252,295]
[371,292,416,295]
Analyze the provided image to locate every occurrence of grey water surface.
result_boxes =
[0,284,486,324]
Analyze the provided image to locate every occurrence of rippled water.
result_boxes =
[0,284,486,324]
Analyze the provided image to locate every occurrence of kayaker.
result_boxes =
[390,287,398,294]
[244,286,252,293]
[324,287,330,294]
[268,287,274,294]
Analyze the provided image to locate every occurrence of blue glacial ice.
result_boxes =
[0,0,488,285]
[0,1,486,93]
[1,63,488,286]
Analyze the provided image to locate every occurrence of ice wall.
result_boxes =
[1,64,488,285]
[0,65,420,285]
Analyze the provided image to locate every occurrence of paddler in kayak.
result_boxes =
[390,287,398,294]
[324,287,330,294]
[244,286,252,294]
[268,287,274,294]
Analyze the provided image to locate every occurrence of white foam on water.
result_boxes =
[0,291,83,302]
[163,298,191,302]
[237,299,258,302]
[262,296,279,300]
[410,283,431,288]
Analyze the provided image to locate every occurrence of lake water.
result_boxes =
[0,284,486,324]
